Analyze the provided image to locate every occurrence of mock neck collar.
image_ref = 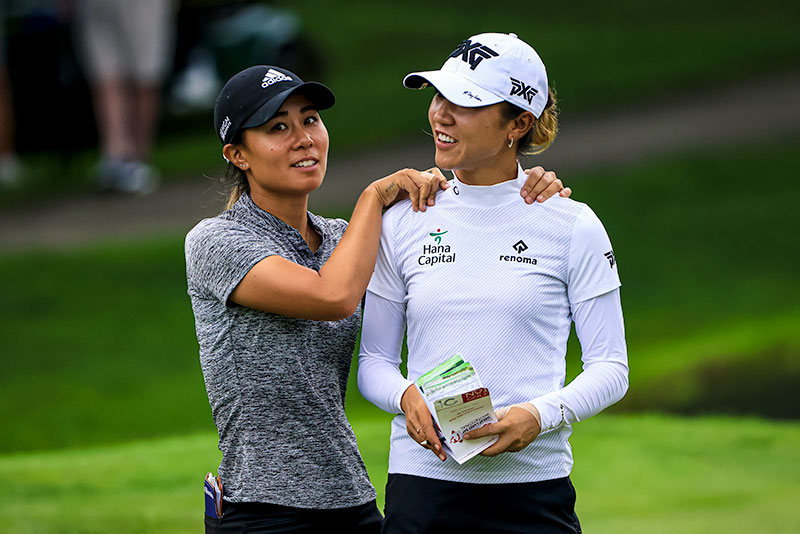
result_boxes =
[449,164,526,208]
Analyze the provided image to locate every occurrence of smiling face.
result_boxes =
[428,92,534,185]
[428,93,512,175]
[227,94,329,202]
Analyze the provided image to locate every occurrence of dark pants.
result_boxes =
[205,499,383,533]
[382,474,582,534]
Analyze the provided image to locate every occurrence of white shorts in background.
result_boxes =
[77,0,176,84]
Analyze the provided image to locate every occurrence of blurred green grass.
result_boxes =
[2,140,798,453]
[2,414,798,533]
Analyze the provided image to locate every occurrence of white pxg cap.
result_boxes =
[404,32,548,118]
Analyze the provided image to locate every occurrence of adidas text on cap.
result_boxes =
[214,66,335,146]
[403,33,548,118]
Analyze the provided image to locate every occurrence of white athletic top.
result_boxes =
[358,165,628,484]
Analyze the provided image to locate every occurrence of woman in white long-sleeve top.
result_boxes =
[358,33,628,533]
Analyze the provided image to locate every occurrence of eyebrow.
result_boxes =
[270,105,318,119]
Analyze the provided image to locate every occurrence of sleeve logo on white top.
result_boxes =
[604,250,616,269]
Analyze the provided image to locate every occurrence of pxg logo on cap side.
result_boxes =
[449,39,499,70]
[262,68,292,88]
[510,77,538,105]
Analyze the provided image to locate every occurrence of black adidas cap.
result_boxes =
[213,65,335,145]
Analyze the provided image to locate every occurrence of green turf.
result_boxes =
[3,141,800,453]
[0,238,216,452]
[2,414,798,533]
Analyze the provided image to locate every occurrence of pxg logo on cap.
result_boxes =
[403,32,549,118]
[449,39,499,70]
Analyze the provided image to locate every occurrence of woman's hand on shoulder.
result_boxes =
[520,166,571,204]
[370,167,449,212]
[401,385,446,461]
[463,403,542,456]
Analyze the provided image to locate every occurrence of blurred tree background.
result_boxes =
[1,1,798,532]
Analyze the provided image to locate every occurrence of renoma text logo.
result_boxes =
[449,39,499,70]
[510,77,539,105]
[418,229,456,266]
[262,68,292,88]
[500,239,537,266]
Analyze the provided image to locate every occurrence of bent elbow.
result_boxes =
[612,363,630,404]
[318,293,361,321]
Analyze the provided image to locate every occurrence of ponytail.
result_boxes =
[224,163,249,210]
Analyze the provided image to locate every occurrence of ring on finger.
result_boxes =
[416,426,422,434]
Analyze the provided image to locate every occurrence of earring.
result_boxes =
[508,138,514,149]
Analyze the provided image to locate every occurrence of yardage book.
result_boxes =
[415,354,499,464]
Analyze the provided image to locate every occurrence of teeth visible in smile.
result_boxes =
[437,133,456,143]
[292,160,316,167]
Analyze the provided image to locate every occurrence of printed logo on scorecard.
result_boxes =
[499,240,537,266]
[261,69,292,88]
[449,39,499,70]
[510,77,539,105]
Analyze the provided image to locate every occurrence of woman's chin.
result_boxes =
[434,154,455,171]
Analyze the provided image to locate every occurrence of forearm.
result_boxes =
[317,185,385,314]
[531,289,629,432]
[357,291,411,413]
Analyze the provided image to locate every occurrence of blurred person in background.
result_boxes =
[185,65,568,532]
[358,32,628,533]
[0,0,21,187]
[75,0,176,194]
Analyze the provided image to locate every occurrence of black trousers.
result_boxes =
[205,499,383,533]
[382,474,582,534]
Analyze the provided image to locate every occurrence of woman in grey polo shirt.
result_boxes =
[185,65,569,533]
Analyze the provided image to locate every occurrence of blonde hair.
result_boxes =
[502,87,559,156]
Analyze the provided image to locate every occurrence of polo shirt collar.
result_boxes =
[235,193,328,252]
[449,164,526,208]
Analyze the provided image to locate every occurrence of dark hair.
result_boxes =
[224,164,249,210]
[501,87,559,155]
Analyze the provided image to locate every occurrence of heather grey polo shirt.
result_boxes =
[185,193,375,509]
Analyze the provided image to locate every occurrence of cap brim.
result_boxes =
[241,82,336,130]
[403,70,503,108]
